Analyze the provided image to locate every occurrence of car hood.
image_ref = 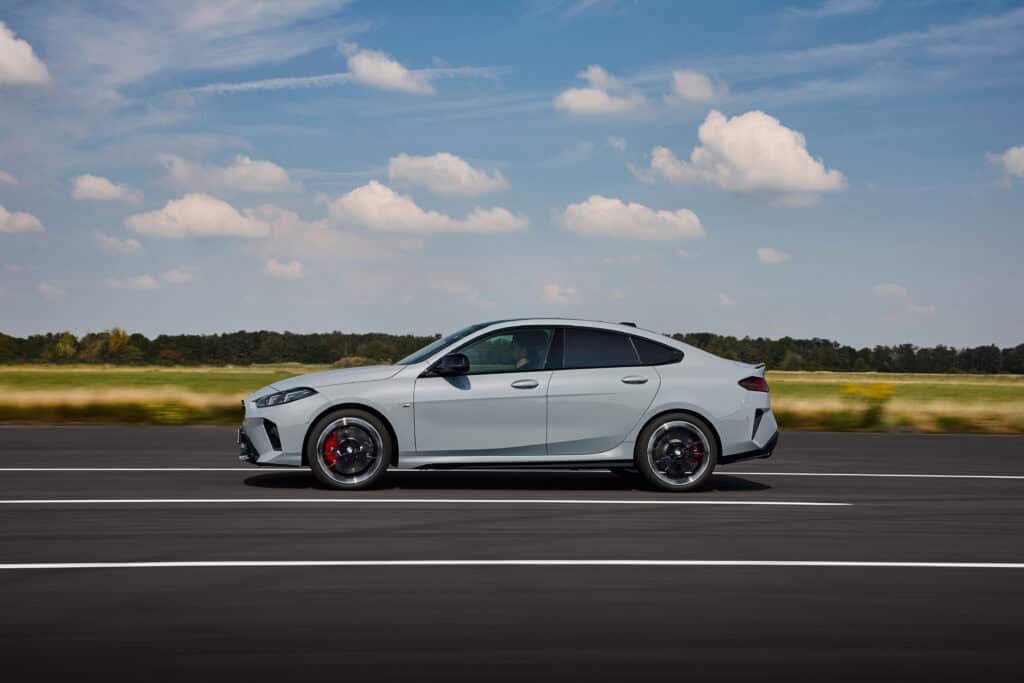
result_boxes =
[269,365,403,392]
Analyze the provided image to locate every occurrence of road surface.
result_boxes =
[1,426,1022,681]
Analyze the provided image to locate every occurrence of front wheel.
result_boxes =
[635,413,718,492]
[307,409,392,490]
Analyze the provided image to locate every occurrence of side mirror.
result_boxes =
[432,352,470,377]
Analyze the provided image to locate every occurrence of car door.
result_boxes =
[413,326,555,460]
[546,327,660,455]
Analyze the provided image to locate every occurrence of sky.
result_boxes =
[0,0,1022,348]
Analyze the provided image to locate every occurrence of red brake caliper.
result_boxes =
[323,431,339,467]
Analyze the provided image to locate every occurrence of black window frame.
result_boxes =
[559,325,643,371]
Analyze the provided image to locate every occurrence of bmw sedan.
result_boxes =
[238,319,778,492]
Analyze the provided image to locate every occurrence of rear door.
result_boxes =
[413,326,555,460]
[546,327,660,455]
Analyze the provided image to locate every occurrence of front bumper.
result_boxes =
[238,394,328,467]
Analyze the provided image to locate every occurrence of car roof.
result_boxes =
[475,318,667,339]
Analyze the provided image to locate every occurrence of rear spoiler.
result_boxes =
[751,362,766,374]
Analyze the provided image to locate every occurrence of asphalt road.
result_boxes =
[1,426,1023,681]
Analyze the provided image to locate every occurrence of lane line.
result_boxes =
[0,497,849,507]
[726,471,1024,481]
[1,559,1022,571]
[0,467,1022,480]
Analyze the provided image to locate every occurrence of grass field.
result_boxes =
[0,365,1021,433]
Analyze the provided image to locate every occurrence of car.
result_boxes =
[238,318,778,492]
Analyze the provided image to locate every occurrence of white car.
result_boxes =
[238,319,778,492]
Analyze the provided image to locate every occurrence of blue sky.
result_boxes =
[0,0,1022,347]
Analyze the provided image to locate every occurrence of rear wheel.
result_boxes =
[307,409,392,490]
[635,413,718,492]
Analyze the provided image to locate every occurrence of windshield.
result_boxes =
[396,323,492,365]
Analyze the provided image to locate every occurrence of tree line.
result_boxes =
[1,328,1021,373]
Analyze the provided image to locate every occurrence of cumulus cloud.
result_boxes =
[0,21,51,85]
[718,292,735,306]
[264,258,304,279]
[756,247,791,264]
[159,154,301,193]
[95,233,143,253]
[634,110,846,201]
[0,204,44,233]
[36,282,64,299]
[0,169,16,185]
[559,195,704,241]
[329,181,528,234]
[988,145,1024,187]
[608,137,627,151]
[72,174,143,203]
[161,268,195,284]
[541,283,581,305]
[387,153,508,197]
[554,65,644,115]
[667,69,719,103]
[125,193,270,239]
[107,274,159,290]
[340,43,433,94]
[874,283,908,297]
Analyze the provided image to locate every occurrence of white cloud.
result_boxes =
[667,69,719,103]
[107,274,159,290]
[719,292,735,306]
[161,267,195,284]
[387,153,508,197]
[0,169,16,185]
[0,205,44,233]
[72,174,143,203]
[329,181,528,234]
[906,302,937,316]
[559,195,704,241]
[554,65,644,115]
[988,145,1024,187]
[95,233,143,253]
[637,110,846,199]
[756,247,791,264]
[541,283,581,305]
[676,248,690,258]
[790,0,881,19]
[608,137,627,151]
[36,282,64,299]
[264,258,304,279]
[874,283,908,297]
[126,193,270,238]
[0,21,51,85]
[340,43,433,94]
[2,263,21,272]
[159,154,301,193]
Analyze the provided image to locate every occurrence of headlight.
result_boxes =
[254,387,317,408]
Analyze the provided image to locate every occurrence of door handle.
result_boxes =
[511,379,539,389]
[621,375,649,384]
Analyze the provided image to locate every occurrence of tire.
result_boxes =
[635,413,718,492]
[307,408,393,490]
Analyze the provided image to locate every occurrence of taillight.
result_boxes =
[739,376,769,392]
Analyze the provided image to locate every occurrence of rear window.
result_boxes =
[563,328,640,369]
[632,336,684,365]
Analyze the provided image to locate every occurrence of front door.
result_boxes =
[413,327,555,459]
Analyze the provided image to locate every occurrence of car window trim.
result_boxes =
[430,325,559,377]
[630,334,685,366]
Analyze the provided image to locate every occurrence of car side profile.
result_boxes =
[238,319,778,492]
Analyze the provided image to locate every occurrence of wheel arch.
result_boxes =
[302,402,401,467]
[634,408,723,462]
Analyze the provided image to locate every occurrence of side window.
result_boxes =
[632,336,684,365]
[563,328,640,369]
[458,327,555,375]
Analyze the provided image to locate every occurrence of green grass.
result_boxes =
[0,364,330,395]
[767,371,1024,404]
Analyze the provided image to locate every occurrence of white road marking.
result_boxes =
[1,559,1022,571]
[0,497,849,507]
[726,471,1024,481]
[0,467,1021,480]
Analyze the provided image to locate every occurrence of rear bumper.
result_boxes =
[719,431,778,465]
